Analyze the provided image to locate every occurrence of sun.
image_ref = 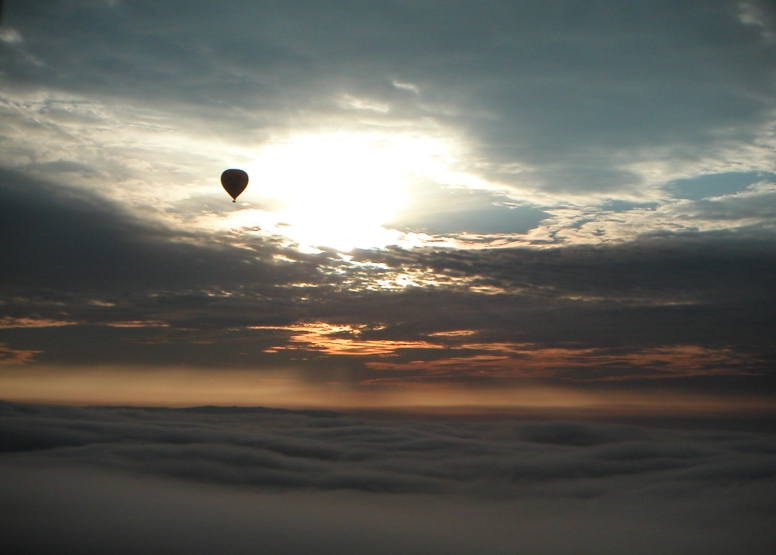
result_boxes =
[241,132,444,251]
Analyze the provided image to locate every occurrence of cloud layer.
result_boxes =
[1,401,776,554]
[1,168,775,394]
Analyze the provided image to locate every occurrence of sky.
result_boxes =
[1,1,776,552]
[1,0,776,412]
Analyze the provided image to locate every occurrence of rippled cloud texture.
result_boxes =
[2,401,776,554]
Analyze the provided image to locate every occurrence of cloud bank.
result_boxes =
[1,401,775,554]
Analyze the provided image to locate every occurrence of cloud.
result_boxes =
[1,168,775,386]
[2,401,775,495]
[738,0,776,41]
[364,344,761,383]
[388,183,550,235]
[0,344,40,365]
[254,323,445,356]
[1,0,775,389]
[666,171,775,200]
[0,0,774,264]
[667,182,776,222]
[0,167,322,296]
[0,317,78,329]
[3,0,775,203]
[0,28,24,45]
[1,402,776,554]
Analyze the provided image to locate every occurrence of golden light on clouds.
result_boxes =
[243,323,760,381]
[0,344,41,365]
[0,317,78,329]
[366,344,759,381]
[1,365,773,418]
[251,323,443,356]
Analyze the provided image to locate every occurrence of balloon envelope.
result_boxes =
[221,169,249,202]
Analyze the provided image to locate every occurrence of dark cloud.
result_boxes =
[0,168,324,295]
[348,237,776,363]
[1,402,776,554]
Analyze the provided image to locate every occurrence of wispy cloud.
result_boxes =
[0,344,40,365]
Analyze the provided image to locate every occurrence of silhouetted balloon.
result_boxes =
[221,169,249,202]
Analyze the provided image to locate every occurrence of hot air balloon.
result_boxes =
[221,169,249,202]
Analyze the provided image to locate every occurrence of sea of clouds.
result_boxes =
[2,401,775,554]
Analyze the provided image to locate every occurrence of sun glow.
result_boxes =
[241,133,448,251]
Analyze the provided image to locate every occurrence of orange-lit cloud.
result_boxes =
[365,344,758,381]
[0,317,78,328]
[0,343,41,365]
[249,323,758,380]
[0,317,169,330]
[0,365,774,418]
[252,323,443,356]
[427,330,478,338]
[105,320,170,328]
